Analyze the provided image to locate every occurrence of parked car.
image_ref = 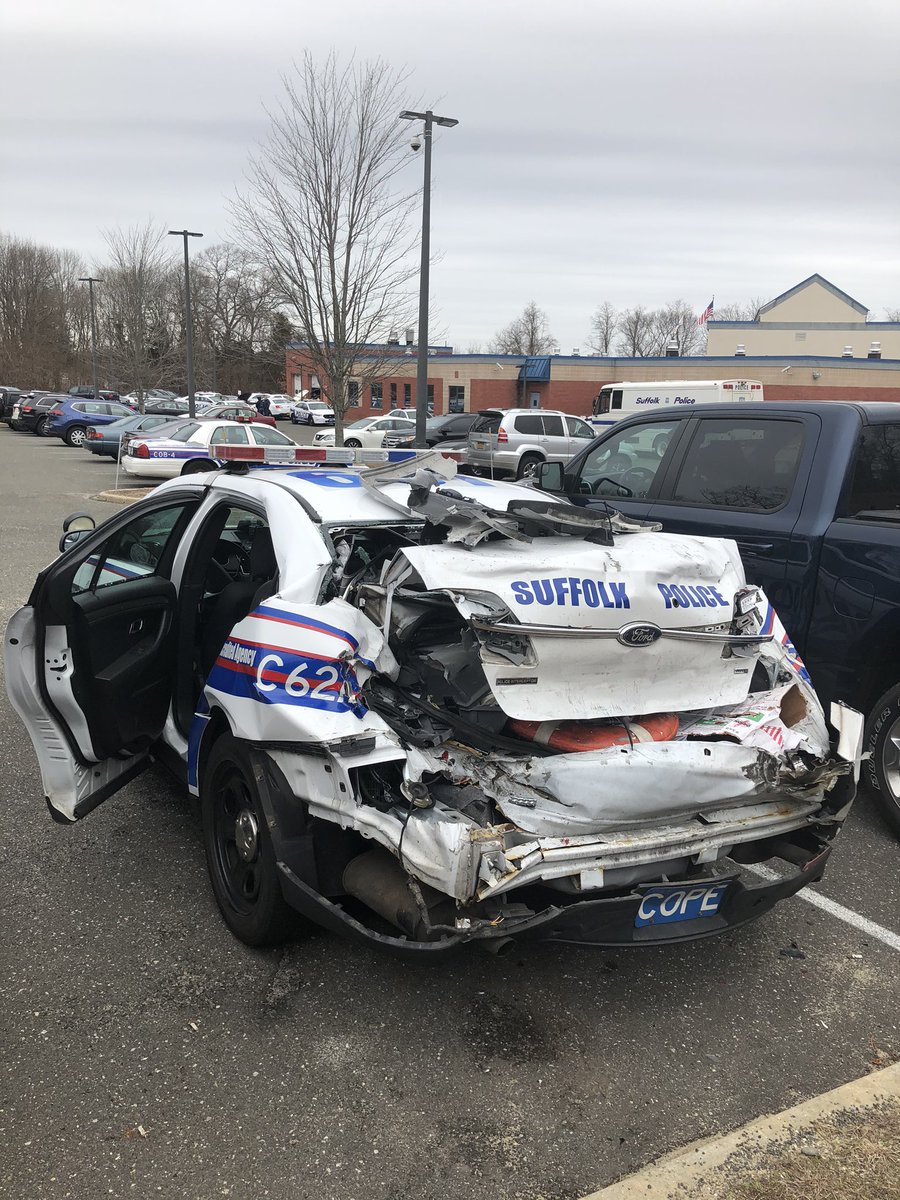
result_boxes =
[121,419,297,478]
[121,389,181,407]
[385,411,483,449]
[198,403,277,429]
[292,398,336,425]
[466,409,596,479]
[313,413,415,448]
[246,393,295,419]
[68,385,122,403]
[83,413,182,458]
[12,393,68,435]
[44,398,136,446]
[533,399,900,830]
[5,460,859,953]
[0,387,21,424]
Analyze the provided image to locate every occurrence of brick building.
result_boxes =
[285,340,900,420]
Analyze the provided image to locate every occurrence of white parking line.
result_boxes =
[749,864,900,952]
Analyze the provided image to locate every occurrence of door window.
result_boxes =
[542,415,565,435]
[250,425,294,446]
[671,418,804,511]
[843,424,900,515]
[574,421,678,498]
[210,426,250,446]
[513,414,543,435]
[73,504,193,595]
[567,417,595,440]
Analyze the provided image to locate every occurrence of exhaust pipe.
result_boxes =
[342,849,455,940]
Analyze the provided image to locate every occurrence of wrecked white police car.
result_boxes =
[6,455,861,952]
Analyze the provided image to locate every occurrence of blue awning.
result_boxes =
[518,356,551,382]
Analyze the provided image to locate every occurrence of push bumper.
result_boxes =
[276,841,833,956]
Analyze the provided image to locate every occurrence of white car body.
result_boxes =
[4,459,861,953]
[314,412,415,447]
[247,393,295,418]
[121,419,297,478]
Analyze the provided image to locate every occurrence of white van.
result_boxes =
[589,378,764,427]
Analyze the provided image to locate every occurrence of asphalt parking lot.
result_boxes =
[0,425,898,1200]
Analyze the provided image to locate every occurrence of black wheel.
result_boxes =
[516,452,543,480]
[35,416,51,437]
[180,458,218,476]
[864,685,900,836]
[201,734,296,945]
[344,437,362,449]
[64,425,87,447]
[305,414,313,425]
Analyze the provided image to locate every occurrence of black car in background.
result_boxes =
[14,393,68,435]
[385,411,483,449]
[0,387,21,423]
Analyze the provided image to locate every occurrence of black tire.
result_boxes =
[201,734,297,946]
[64,425,87,447]
[516,452,543,480]
[35,416,51,437]
[864,685,900,836]
[344,438,362,449]
[180,458,218,476]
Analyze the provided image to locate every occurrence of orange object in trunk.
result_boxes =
[507,713,680,752]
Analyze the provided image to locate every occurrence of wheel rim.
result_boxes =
[69,427,86,446]
[879,715,900,803]
[519,457,540,478]
[211,764,263,914]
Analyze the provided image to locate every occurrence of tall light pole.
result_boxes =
[78,277,102,398]
[399,109,458,448]
[168,229,203,417]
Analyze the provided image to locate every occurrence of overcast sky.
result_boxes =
[4,0,898,351]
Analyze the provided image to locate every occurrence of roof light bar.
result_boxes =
[209,445,466,468]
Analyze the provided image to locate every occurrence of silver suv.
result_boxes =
[466,408,596,478]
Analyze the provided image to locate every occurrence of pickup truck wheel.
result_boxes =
[865,685,900,835]
[201,734,297,946]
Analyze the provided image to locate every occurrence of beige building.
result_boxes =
[706,274,900,360]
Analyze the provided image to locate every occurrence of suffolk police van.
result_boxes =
[589,378,764,428]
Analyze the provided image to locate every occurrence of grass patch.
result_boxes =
[693,1102,900,1200]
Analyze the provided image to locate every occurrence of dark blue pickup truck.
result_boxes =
[534,400,900,833]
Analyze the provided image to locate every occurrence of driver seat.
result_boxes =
[200,526,278,676]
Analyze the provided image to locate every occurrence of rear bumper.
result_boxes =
[467,448,519,472]
[276,838,833,956]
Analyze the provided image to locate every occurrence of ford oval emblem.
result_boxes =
[617,622,663,648]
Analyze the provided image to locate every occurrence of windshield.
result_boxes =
[307,401,330,410]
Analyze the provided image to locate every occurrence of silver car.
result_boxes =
[467,408,596,478]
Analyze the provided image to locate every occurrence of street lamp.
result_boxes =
[78,277,102,399]
[399,108,458,447]
[168,229,203,417]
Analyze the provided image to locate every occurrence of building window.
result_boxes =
[370,381,382,410]
[448,385,465,413]
[292,373,303,395]
[310,373,321,400]
[348,380,360,407]
[403,383,411,408]
[427,383,434,414]
[390,382,397,408]
[795,331,807,342]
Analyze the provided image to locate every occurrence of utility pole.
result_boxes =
[78,277,102,398]
[168,229,203,417]
[399,109,458,447]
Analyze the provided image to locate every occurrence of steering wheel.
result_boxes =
[621,467,656,493]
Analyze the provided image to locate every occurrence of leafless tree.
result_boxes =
[233,51,419,442]
[712,298,765,322]
[0,235,74,387]
[489,301,556,355]
[884,307,900,322]
[587,301,619,355]
[192,244,280,394]
[98,222,181,407]
[648,300,705,356]
[615,306,654,356]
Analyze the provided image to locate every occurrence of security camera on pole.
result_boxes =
[399,108,458,448]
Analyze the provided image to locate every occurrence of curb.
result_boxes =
[92,488,154,505]
[580,1061,900,1199]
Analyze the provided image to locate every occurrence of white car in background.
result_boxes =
[292,398,335,425]
[122,419,298,479]
[247,393,295,419]
[313,412,415,448]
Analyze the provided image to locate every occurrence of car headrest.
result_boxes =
[249,526,277,579]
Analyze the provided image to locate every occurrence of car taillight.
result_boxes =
[50,403,63,413]
[86,429,101,439]
[133,442,150,459]
[21,405,33,413]
[497,428,508,443]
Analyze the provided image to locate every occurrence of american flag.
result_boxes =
[697,298,714,326]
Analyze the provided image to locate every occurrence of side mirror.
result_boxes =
[63,512,96,534]
[534,460,565,492]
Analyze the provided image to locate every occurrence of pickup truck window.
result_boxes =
[671,418,804,512]
[844,424,900,515]
[574,420,677,497]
